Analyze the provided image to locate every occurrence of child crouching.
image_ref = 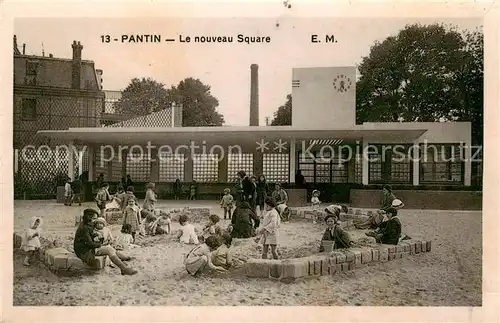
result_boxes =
[21,216,43,266]
[114,224,139,251]
[184,235,227,276]
[211,232,233,269]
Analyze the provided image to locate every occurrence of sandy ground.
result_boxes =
[13,200,482,306]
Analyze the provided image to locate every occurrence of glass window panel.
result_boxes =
[193,154,219,183]
[126,152,151,182]
[159,153,185,182]
[263,153,289,183]
[227,153,253,182]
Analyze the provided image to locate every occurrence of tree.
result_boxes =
[114,78,169,116]
[356,23,483,144]
[114,77,225,126]
[270,94,292,126]
[166,78,224,126]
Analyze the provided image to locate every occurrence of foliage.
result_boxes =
[270,94,292,126]
[356,23,483,144]
[114,77,225,127]
[166,78,225,126]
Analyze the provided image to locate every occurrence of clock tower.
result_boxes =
[291,66,356,129]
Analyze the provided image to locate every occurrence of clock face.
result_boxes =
[333,74,352,93]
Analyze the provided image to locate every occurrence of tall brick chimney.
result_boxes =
[71,41,83,89]
[249,64,259,126]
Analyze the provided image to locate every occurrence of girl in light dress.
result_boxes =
[122,198,141,243]
[311,189,321,224]
[21,216,43,266]
[255,196,281,259]
[184,235,226,276]
[176,214,201,244]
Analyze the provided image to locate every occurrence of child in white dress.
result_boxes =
[114,224,139,251]
[176,214,200,244]
[311,190,321,224]
[21,216,43,266]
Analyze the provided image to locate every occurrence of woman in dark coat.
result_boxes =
[380,184,396,212]
[230,201,260,238]
[74,208,137,275]
[236,170,255,204]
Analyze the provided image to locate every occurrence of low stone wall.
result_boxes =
[14,232,107,276]
[244,239,432,282]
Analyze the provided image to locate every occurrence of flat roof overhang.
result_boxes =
[37,126,428,146]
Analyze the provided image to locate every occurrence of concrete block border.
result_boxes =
[244,239,432,281]
[13,233,107,276]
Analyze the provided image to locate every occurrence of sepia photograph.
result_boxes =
[8,3,489,311]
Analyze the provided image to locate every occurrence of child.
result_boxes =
[319,214,352,252]
[276,203,290,222]
[21,216,42,266]
[114,224,139,251]
[94,217,114,246]
[145,210,172,235]
[311,190,321,224]
[176,214,200,244]
[256,197,281,259]
[220,188,234,220]
[184,235,226,276]
[64,180,73,206]
[211,232,233,269]
[202,214,222,240]
[95,183,112,216]
[189,182,197,200]
[122,198,141,243]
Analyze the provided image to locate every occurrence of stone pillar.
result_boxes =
[412,142,420,186]
[88,145,95,181]
[219,151,228,182]
[362,140,369,185]
[254,150,263,178]
[464,141,472,186]
[347,145,356,183]
[121,149,127,179]
[289,138,296,183]
[185,147,193,182]
[150,148,159,182]
[68,140,75,181]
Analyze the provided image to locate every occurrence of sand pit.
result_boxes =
[13,200,482,306]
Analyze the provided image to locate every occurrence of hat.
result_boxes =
[391,199,404,208]
[95,217,107,226]
[325,205,342,215]
[312,189,320,195]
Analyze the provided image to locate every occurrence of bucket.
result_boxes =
[321,240,335,253]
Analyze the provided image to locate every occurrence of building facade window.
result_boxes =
[159,153,185,182]
[297,150,349,184]
[21,98,37,121]
[263,154,289,183]
[193,154,219,183]
[368,144,412,184]
[420,144,463,184]
[126,153,151,182]
[354,153,363,183]
[227,153,253,182]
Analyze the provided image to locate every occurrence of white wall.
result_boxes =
[292,66,356,129]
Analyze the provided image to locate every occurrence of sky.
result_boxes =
[14,17,481,126]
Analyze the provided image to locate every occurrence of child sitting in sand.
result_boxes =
[311,190,321,224]
[94,217,114,246]
[114,224,139,251]
[319,213,353,252]
[145,210,172,235]
[202,214,222,241]
[220,188,234,220]
[21,216,43,266]
[184,235,226,276]
[211,232,233,269]
[176,214,200,244]
[122,198,141,243]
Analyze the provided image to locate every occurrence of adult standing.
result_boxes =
[295,170,306,188]
[126,174,133,188]
[173,179,182,200]
[230,201,260,238]
[73,208,137,275]
[143,182,157,212]
[236,170,255,204]
[256,175,269,217]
